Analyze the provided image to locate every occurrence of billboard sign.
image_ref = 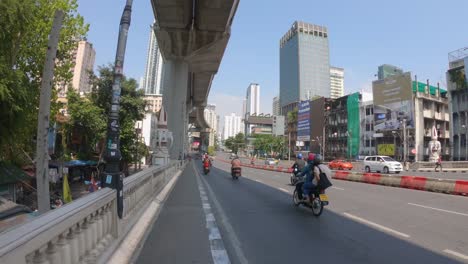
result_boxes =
[372,72,414,131]
[297,100,311,141]
[378,144,395,156]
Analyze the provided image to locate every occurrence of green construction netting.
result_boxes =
[412,81,446,96]
[347,93,360,159]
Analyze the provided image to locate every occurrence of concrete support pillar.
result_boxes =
[162,60,189,159]
[201,131,210,153]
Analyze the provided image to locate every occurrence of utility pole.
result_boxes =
[403,119,407,165]
[288,131,291,161]
[103,0,133,219]
[35,10,64,214]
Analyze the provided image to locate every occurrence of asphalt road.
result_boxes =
[137,156,468,264]
[226,153,468,181]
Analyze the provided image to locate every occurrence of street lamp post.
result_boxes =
[103,0,133,219]
[462,124,467,160]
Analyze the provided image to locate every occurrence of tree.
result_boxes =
[88,65,147,175]
[224,133,245,154]
[253,134,284,156]
[0,0,88,164]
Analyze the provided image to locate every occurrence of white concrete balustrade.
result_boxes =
[0,160,186,264]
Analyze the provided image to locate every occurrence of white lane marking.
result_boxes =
[193,164,231,264]
[443,249,468,260]
[343,212,410,238]
[331,186,345,190]
[408,203,468,217]
[196,164,249,264]
[279,188,289,193]
[254,179,263,183]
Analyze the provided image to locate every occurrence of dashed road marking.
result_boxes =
[443,249,468,260]
[408,203,468,217]
[343,212,410,238]
[193,164,231,264]
[331,186,345,190]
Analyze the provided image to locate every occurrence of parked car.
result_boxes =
[328,160,353,170]
[363,156,402,174]
[229,153,237,159]
[264,158,278,165]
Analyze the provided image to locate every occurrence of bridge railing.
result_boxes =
[0,160,186,264]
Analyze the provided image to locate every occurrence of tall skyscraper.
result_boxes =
[57,40,95,99]
[142,22,164,95]
[223,113,243,140]
[204,104,218,147]
[242,99,247,119]
[377,64,404,80]
[330,66,344,99]
[279,21,330,109]
[272,96,280,116]
[246,83,260,115]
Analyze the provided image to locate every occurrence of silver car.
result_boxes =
[363,156,402,174]
[264,158,277,165]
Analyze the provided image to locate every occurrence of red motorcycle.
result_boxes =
[231,167,241,180]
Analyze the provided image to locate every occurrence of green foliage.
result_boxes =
[224,133,245,154]
[449,69,467,90]
[88,65,147,165]
[0,0,88,163]
[252,134,284,155]
[287,108,298,124]
[207,146,215,156]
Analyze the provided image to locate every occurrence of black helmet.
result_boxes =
[313,154,323,165]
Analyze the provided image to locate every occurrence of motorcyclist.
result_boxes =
[291,153,306,175]
[231,155,241,174]
[299,153,321,201]
[203,156,211,169]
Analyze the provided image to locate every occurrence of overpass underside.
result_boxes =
[151,0,239,157]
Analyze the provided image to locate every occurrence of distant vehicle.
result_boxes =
[363,156,402,174]
[328,160,353,170]
[264,158,278,165]
[229,153,237,159]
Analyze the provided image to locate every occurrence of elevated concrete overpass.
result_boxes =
[151,0,239,157]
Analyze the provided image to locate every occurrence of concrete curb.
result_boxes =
[216,158,468,197]
[107,167,185,264]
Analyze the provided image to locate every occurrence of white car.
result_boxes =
[363,156,403,174]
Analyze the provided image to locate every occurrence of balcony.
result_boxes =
[434,112,443,120]
[445,130,450,138]
[423,110,432,118]
[445,112,450,121]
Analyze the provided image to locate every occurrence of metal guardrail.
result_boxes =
[0,160,186,264]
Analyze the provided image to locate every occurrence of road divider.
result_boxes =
[216,158,468,197]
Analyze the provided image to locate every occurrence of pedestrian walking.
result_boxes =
[434,156,442,172]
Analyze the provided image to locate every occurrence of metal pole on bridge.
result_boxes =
[103,0,133,219]
[35,10,64,214]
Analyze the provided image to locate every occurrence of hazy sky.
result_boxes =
[78,0,468,124]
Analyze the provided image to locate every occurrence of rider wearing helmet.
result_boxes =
[291,153,306,175]
[299,153,321,201]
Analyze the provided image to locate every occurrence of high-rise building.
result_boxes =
[377,64,404,80]
[204,104,218,147]
[246,83,260,115]
[223,113,243,140]
[144,95,163,113]
[242,99,247,119]
[142,22,164,95]
[272,96,280,116]
[447,47,468,161]
[279,21,330,109]
[330,67,344,99]
[56,40,95,101]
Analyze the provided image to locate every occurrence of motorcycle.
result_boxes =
[231,167,241,180]
[290,167,300,185]
[292,180,329,216]
[203,165,210,175]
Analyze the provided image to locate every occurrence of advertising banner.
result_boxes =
[297,100,311,141]
[377,144,395,156]
[372,72,414,131]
